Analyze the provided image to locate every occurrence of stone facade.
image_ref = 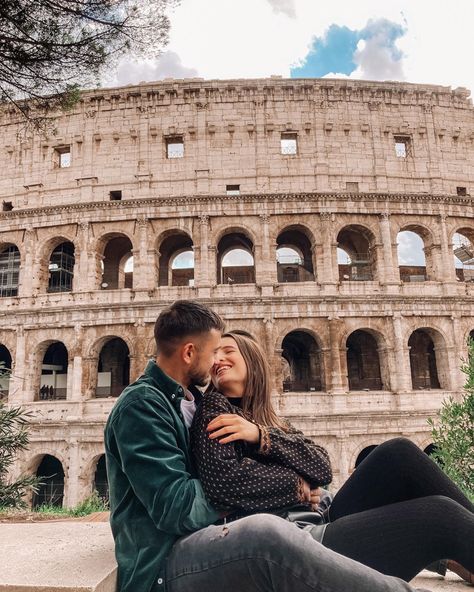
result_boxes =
[0,77,473,506]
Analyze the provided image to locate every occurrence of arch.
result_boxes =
[452,228,474,282]
[32,454,65,508]
[93,454,109,502]
[37,341,69,401]
[337,224,376,281]
[217,232,255,285]
[0,243,20,297]
[397,229,427,282]
[99,233,134,290]
[214,225,257,248]
[276,225,315,283]
[47,241,75,293]
[96,337,130,398]
[355,445,378,468]
[408,328,442,389]
[0,343,12,399]
[281,330,324,392]
[346,329,383,391]
[157,231,194,287]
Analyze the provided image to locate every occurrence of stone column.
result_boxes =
[75,222,91,292]
[132,216,153,290]
[391,313,412,392]
[9,326,26,404]
[334,436,350,488]
[379,213,398,284]
[328,317,346,393]
[19,228,36,297]
[65,438,80,508]
[258,214,277,290]
[319,213,337,285]
[450,315,466,391]
[196,215,210,293]
[424,243,444,282]
[438,215,457,283]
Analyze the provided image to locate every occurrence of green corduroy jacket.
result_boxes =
[105,361,220,592]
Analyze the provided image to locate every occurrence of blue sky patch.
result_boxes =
[291,19,406,79]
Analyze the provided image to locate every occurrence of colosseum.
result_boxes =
[0,77,473,507]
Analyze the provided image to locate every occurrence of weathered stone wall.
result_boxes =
[1,77,473,505]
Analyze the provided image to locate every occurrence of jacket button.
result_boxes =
[157,578,163,585]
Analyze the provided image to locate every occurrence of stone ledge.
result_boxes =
[0,522,117,592]
[0,521,466,591]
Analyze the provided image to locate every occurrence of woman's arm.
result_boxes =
[207,413,332,488]
[190,392,309,512]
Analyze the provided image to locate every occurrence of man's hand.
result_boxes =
[206,414,260,445]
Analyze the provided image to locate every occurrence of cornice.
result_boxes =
[0,191,472,221]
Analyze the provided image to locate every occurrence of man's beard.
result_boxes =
[188,366,210,387]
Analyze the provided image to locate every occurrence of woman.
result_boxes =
[190,331,474,584]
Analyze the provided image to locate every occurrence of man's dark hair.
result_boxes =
[154,300,225,356]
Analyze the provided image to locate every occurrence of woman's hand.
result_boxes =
[310,487,322,511]
[206,414,260,444]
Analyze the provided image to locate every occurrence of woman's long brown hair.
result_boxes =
[221,331,288,431]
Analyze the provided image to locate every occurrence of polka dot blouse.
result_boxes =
[190,391,332,512]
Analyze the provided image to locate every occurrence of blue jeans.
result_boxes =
[165,514,426,592]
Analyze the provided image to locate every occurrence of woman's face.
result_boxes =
[211,336,248,396]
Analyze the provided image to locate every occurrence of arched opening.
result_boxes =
[408,329,441,389]
[276,228,315,282]
[158,233,194,287]
[0,344,12,399]
[101,235,133,289]
[94,455,109,503]
[397,230,427,282]
[355,445,378,468]
[48,242,75,292]
[32,455,65,508]
[346,330,383,391]
[453,230,474,282]
[217,233,255,284]
[38,342,68,400]
[0,244,20,297]
[337,225,375,281]
[96,338,130,398]
[281,331,324,391]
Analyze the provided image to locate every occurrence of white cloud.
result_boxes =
[101,0,474,96]
[351,37,405,81]
[397,231,425,266]
[106,51,199,87]
[266,0,296,18]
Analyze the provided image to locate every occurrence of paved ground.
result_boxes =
[413,571,470,591]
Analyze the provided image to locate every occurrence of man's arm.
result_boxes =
[112,394,220,535]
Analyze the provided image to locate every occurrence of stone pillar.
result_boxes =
[263,318,278,393]
[328,317,346,393]
[424,243,444,282]
[133,216,155,291]
[378,213,398,283]
[319,213,337,285]
[9,326,26,404]
[196,215,211,292]
[450,315,466,391]
[392,314,412,392]
[258,214,277,289]
[65,439,80,508]
[438,215,457,283]
[334,436,350,488]
[19,228,36,297]
[75,222,91,292]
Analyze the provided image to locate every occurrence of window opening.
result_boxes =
[281,132,297,155]
[394,136,411,158]
[166,136,184,159]
[226,184,240,195]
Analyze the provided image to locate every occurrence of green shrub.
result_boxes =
[428,341,474,501]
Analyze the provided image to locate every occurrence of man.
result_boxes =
[105,300,430,592]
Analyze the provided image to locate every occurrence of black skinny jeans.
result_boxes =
[321,438,474,582]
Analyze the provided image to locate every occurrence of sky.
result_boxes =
[107,0,474,95]
[107,1,474,268]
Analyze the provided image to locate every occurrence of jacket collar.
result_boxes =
[145,360,185,403]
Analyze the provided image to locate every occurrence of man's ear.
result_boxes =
[181,342,195,366]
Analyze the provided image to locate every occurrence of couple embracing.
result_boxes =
[105,300,473,592]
